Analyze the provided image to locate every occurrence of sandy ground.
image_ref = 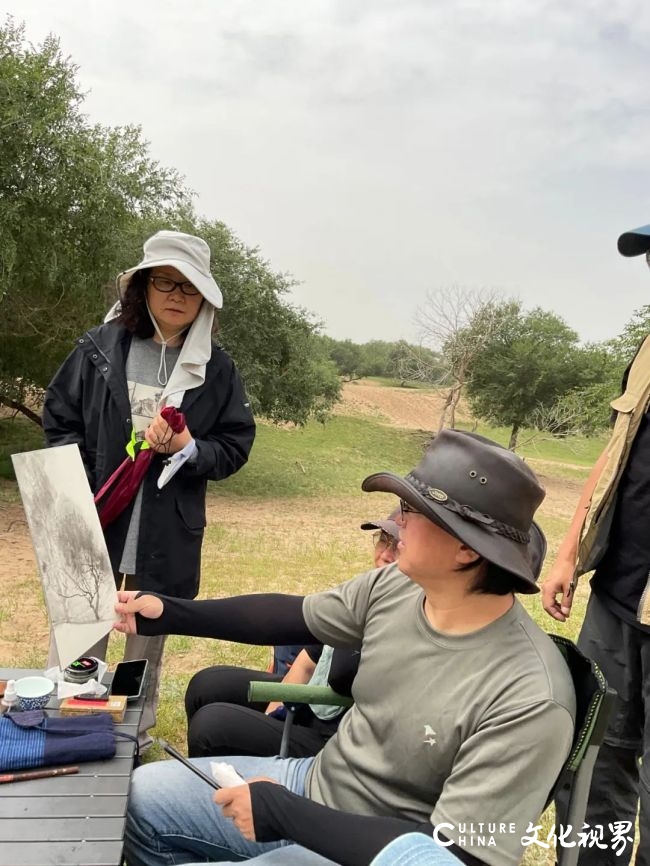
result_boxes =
[334,380,473,429]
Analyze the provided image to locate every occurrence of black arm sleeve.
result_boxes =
[249,782,487,866]
[304,645,324,664]
[327,648,360,697]
[135,593,318,645]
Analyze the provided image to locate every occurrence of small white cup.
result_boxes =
[14,676,55,711]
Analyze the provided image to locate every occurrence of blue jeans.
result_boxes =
[123,754,338,865]
[370,834,462,866]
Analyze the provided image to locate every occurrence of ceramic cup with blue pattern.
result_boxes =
[14,676,55,711]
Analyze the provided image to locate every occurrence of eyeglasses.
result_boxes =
[372,530,398,551]
[399,499,420,521]
[149,275,201,296]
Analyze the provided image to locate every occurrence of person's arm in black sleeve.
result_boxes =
[135,593,318,646]
[249,782,486,866]
[327,647,360,697]
[182,361,256,482]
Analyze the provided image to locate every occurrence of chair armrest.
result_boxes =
[247,681,354,708]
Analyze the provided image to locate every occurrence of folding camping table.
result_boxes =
[0,666,143,866]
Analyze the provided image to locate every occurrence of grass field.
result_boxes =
[0,381,611,864]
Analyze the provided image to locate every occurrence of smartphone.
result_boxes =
[109,658,148,702]
[160,740,221,790]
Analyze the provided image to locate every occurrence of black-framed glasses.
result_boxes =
[399,499,420,521]
[372,530,398,550]
[149,275,201,296]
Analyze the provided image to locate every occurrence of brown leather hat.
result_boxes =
[361,429,546,593]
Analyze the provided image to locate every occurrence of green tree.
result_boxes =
[553,305,650,437]
[190,218,340,424]
[317,336,445,385]
[608,304,650,364]
[358,341,397,378]
[525,344,616,438]
[0,20,340,427]
[0,19,186,419]
[465,304,594,449]
[322,338,365,380]
[540,312,650,439]
[415,287,510,431]
[386,340,445,387]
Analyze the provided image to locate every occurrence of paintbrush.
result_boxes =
[0,765,79,784]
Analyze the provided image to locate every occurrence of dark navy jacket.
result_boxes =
[43,322,255,598]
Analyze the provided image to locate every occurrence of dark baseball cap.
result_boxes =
[618,224,650,257]
[360,508,400,541]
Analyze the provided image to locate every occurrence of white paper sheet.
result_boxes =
[12,444,118,669]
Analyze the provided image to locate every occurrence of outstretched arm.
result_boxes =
[114,590,317,645]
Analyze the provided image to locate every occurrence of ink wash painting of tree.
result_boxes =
[12,444,116,669]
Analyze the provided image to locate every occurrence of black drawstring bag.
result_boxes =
[0,710,122,772]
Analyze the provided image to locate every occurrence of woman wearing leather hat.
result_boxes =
[43,230,256,745]
[362,429,547,595]
[114,429,574,866]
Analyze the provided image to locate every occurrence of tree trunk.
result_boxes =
[436,389,453,434]
[448,386,462,429]
[508,421,520,450]
[0,396,43,426]
[437,385,463,434]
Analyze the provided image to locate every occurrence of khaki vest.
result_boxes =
[577,334,650,624]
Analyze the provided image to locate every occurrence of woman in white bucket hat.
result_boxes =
[43,230,256,745]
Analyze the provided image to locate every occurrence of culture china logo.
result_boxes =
[431,821,634,856]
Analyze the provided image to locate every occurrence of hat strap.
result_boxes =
[406,474,530,544]
[145,299,188,386]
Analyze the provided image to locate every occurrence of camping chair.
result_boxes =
[547,634,615,866]
[247,681,353,759]
[249,634,614,866]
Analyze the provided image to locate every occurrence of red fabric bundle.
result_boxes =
[94,406,186,529]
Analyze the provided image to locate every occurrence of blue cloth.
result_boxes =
[0,711,116,771]
[272,645,305,676]
[124,754,337,865]
[370,833,463,866]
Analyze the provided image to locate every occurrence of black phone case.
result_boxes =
[110,659,148,701]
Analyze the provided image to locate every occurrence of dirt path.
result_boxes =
[333,380,472,430]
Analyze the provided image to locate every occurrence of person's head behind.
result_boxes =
[362,429,546,595]
[360,510,400,568]
[114,231,222,340]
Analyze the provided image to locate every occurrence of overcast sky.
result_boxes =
[9,0,650,345]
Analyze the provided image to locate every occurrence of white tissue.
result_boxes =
[210,762,247,787]
[45,659,110,699]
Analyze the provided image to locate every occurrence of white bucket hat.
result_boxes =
[117,230,223,309]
